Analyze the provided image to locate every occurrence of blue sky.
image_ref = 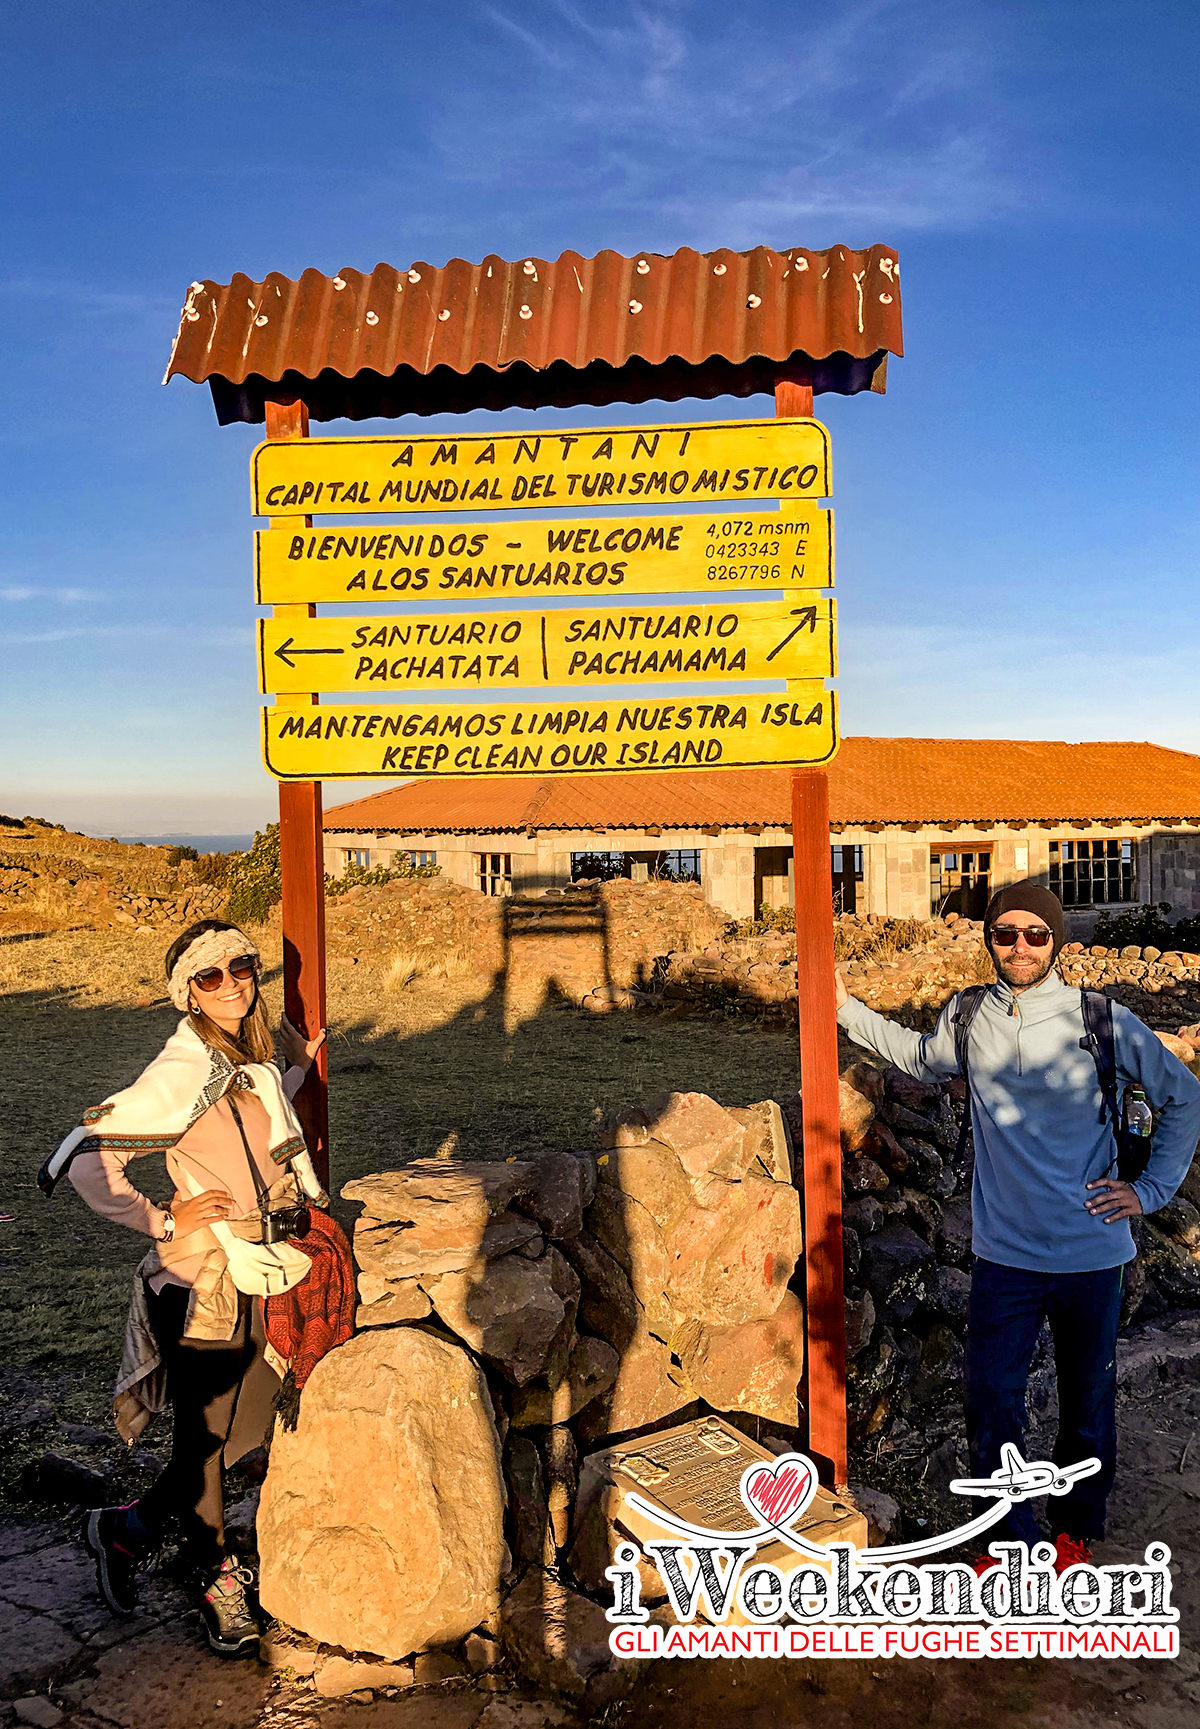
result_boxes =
[2,0,1198,833]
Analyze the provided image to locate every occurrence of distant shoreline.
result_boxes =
[110,833,253,853]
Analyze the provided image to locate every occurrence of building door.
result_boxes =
[929,849,991,918]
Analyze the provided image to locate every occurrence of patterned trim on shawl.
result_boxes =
[185,1048,240,1129]
[270,1136,308,1166]
[82,1103,116,1125]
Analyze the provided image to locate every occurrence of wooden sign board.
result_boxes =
[254,509,833,603]
[262,684,837,780]
[252,419,830,517]
[259,598,836,695]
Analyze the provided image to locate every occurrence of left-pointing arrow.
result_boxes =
[273,638,347,670]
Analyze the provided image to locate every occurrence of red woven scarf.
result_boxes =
[263,1207,355,1391]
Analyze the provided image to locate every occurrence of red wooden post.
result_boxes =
[776,371,847,1486]
[265,397,329,1188]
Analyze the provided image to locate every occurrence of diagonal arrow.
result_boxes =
[765,606,818,662]
[273,638,347,670]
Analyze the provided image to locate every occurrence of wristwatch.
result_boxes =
[157,1210,176,1244]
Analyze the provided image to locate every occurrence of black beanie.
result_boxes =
[982,880,1065,959]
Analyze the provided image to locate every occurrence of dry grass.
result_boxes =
[385,945,476,989]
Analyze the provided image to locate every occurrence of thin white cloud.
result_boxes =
[1,585,101,603]
[456,0,1023,237]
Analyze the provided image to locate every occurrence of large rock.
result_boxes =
[584,1186,672,1332]
[639,1091,750,1182]
[596,1140,692,1231]
[557,1228,641,1351]
[346,1161,543,1283]
[575,1328,692,1442]
[500,1568,656,1713]
[663,1175,801,1326]
[512,1151,597,1242]
[725,1099,793,1182]
[426,1247,580,1385]
[861,1221,935,1309]
[509,1334,620,1428]
[672,1290,804,1423]
[838,1077,876,1154]
[258,1327,507,1659]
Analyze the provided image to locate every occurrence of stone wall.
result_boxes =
[257,1090,803,1707]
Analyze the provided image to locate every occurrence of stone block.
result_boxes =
[556,1229,641,1352]
[426,1247,579,1386]
[314,1653,415,1696]
[724,1099,793,1182]
[508,1334,619,1428]
[19,1452,111,1507]
[505,1434,550,1568]
[862,1219,933,1308]
[639,1090,750,1181]
[512,1152,596,1242]
[500,1568,653,1713]
[346,1161,543,1281]
[575,1328,691,1442]
[584,1186,672,1331]
[935,1192,973,1265]
[663,1175,801,1326]
[927,1264,971,1327]
[845,1288,876,1357]
[356,1284,434,1327]
[596,1140,692,1231]
[672,1290,804,1423]
[258,1327,508,1660]
[838,1077,876,1154]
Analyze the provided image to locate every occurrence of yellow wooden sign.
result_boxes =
[254,508,833,603]
[262,686,837,780]
[259,598,836,695]
[252,418,830,517]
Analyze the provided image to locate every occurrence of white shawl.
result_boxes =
[42,1017,325,1296]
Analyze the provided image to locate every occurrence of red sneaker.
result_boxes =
[1053,1533,1092,1574]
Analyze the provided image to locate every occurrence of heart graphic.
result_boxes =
[739,1453,817,1533]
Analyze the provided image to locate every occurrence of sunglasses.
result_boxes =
[990,925,1053,949]
[191,954,260,992]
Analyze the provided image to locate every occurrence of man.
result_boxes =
[835,881,1200,1568]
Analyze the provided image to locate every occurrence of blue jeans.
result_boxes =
[964,1257,1124,1544]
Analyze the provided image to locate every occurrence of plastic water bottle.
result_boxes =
[1124,1085,1153,1139]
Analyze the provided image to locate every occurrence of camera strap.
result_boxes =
[226,1090,271,1221]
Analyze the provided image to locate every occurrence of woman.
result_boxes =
[41,918,338,1657]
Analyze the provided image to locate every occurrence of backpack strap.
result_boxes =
[1079,988,1120,1129]
[950,985,989,1163]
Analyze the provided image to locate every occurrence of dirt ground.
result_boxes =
[3,922,1200,1726]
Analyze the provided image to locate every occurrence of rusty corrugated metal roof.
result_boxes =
[164,243,902,425]
[322,740,1200,834]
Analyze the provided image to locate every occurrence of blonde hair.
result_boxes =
[188,994,274,1066]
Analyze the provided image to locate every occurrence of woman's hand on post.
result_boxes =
[279,1013,327,1072]
[169,1187,236,1237]
[834,965,848,1011]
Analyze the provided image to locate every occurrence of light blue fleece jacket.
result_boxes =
[837,971,1200,1273]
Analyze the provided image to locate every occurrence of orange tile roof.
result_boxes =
[322,738,1200,834]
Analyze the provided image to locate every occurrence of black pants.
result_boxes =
[136,1284,279,1571]
[965,1256,1124,1544]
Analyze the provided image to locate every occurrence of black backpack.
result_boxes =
[951,985,1151,1183]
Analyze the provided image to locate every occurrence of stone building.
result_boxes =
[322,737,1200,937]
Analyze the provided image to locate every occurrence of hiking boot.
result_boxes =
[1053,1533,1093,1574]
[83,1505,151,1616]
[200,1555,261,1657]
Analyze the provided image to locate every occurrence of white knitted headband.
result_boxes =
[168,928,261,1010]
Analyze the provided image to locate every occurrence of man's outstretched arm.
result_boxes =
[835,969,964,1082]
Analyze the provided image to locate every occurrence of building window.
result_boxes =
[343,848,371,869]
[930,849,991,918]
[654,849,701,884]
[406,851,437,868]
[477,852,512,896]
[571,851,627,881]
[1049,838,1135,907]
[831,845,863,914]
